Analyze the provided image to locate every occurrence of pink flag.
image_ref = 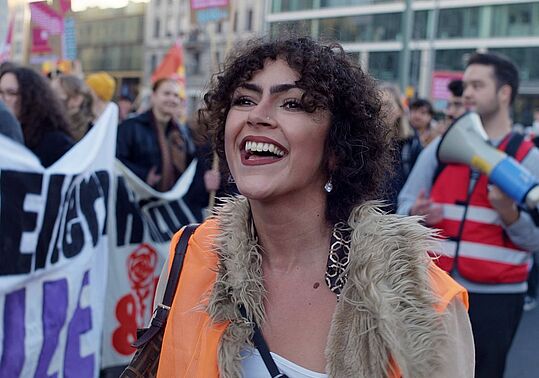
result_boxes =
[30,2,63,35]
[31,26,52,53]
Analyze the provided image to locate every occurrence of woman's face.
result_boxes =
[224,59,331,202]
[151,80,181,119]
[50,78,83,116]
[0,73,20,119]
[380,90,402,128]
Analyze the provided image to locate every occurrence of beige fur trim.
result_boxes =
[207,197,448,378]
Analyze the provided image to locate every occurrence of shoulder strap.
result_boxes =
[502,132,525,158]
[132,224,199,348]
[239,305,288,378]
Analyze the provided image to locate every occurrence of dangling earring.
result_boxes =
[324,177,333,193]
[228,175,236,184]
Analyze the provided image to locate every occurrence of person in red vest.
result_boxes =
[398,52,539,378]
[134,36,474,378]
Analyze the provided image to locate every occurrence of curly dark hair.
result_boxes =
[199,36,393,223]
[0,66,72,148]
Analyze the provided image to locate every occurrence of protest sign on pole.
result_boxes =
[0,104,118,378]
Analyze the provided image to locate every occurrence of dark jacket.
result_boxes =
[0,101,24,144]
[117,110,166,181]
[116,109,211,218]
[32,130,75,168]
[386,130,422,213]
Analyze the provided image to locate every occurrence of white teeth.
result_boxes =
[245,141,285,157]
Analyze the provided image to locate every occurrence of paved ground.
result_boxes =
[505,304,539,377]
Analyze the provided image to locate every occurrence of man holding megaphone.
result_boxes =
[398,53,539,378]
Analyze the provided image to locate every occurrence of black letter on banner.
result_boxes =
[115,177,143,247]
[0,287,25,376]
[62,182,84,258]
[168,201,191,229]
[64,271,94,378]
[147,206,171,242]
[0,171,42,275]
[35,278,68,378]
[79,175,102,247]
[35,174,65,270]
[95,171,110,236]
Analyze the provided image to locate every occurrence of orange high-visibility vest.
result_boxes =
[157,220,468,377]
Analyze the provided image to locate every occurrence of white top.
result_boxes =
[239,299,474,378]
[241,347,328,378]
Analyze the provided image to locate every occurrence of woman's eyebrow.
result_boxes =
[238,82,299,95]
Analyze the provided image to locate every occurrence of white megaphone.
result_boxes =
[437,112,539,209]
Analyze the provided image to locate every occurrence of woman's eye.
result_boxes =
[282,99,303,110]
[232,96,255,106]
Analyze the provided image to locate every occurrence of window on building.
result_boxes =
[491,3,539,37]
[270,20,312,39]
[233,11,238,32]
[216,21,223,34]
[368,51,399,82]
[437,7,479,39]
[412,10,428,40]
[246,9,253,32]
[151,54,158,72]
[272,0,314,12]
[193,52,201,75]
[166,15,174,37]
[154,18,161,38]
[434,49,475,71]
[489,47,539,81]
[319,13,401,42]
[320,0,397,7]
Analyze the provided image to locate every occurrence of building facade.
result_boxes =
[4,0,31,64]
[75,1,146,99]
[267,0,539,125]
[144,0,266,116]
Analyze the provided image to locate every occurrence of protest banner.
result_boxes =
[0,104,118,378]
[100,157,204,368]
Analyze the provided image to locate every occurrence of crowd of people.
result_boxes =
[1,35,539,378]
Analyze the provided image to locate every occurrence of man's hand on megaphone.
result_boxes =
[488,185,520,226]
[410,190,444,226]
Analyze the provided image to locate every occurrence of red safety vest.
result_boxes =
[430,134,534,284]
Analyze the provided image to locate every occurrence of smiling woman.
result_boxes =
[125,36,475,378]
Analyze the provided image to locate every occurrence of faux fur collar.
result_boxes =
[207,196,447,378]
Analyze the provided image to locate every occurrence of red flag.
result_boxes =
[151,41,186,98]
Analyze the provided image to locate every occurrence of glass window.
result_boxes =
[412,10,428,40]
[270,20,312,38]
[437,7,479,39]
[489,47,539,81]
[368,51,399,82]
[409,50,421,88]
[272,0,314,13]
[246,9,253,31]
[319,13,401,42]
[434,49,475,71]
[491,3,539,37]
[154,18,160,38]
[320,0,398,6]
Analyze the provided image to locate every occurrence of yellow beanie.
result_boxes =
[85,72,116,102]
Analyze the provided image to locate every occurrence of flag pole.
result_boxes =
[207,0,236,214]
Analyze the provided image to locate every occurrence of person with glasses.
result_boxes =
[0,66,74,167]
